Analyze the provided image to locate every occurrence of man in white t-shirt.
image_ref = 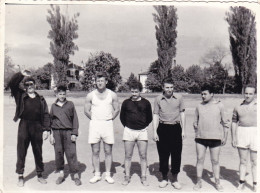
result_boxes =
[84,72,120,184]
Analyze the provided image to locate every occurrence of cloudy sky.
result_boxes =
[5,3,251,80]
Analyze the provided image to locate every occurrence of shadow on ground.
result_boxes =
[183,164,240,189]
[24,160,87,182]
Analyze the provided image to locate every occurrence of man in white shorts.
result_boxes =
[84,72,120,184]
[120,81,152,186]
[231,84,257,192]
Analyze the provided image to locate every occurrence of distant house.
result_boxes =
[138,71,149,93]
[51,62,84,90]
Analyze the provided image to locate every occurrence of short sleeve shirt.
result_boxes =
[232,100,257,127]
[153,93,185,124]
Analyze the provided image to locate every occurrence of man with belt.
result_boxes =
[153,77,186,189]
[6,68,51,187]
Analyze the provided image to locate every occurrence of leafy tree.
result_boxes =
[47,5,79,85]
[4,46,16,88]
[185,65,204,93]
[82,52,122,91]
[145,60,162,92]
[30,63,54,90]
[126,73,139,87]
[171,65,189,92]
[117,73,139,92]
[226,6,257,93]
[153,5,178,83]
[200,45,232,94]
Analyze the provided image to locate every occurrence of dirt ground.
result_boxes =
[3,93,255,192]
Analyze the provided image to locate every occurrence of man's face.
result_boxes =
[163,83,174,97]
[130,88,141,100]
[244,87,255,103]
[24,81,35,94]
[96,77,107,90]
[56,91,66,102]
[201,90,213,103]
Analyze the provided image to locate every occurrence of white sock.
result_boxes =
[105,172,111,177]
[94,172,101,176]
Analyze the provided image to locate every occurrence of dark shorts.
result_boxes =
[195,138,221,148]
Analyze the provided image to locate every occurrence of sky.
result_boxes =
[5,3,251,80]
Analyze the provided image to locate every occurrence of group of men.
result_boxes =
[6,69,257,192]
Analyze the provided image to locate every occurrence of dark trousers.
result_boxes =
[53,129,78,174]
[156,123,182,176]
[16,119,44,174]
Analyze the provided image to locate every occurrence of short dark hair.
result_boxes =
[162,77,173,85]
[23,77,35,85]
[95,71,108,80]
[201,83,214,94]
[129,80,143,92]
[57,85,67,92]
[245,84,256,91]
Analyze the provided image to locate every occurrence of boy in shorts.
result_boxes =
[120,80,152,186]
[231,84,257,192]
[84,72,120,184]
[193,84,230,192]
[49,85,81,186]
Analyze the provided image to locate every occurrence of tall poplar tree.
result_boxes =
[47,5,80,85]
[153,5,178,82]
[226,6,257,93]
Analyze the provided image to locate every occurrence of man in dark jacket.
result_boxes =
[6,69,51,187]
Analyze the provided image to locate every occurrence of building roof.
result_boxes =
[138,71,149,75]
[67,63,83,70]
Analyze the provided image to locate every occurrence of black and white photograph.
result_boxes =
[1,0,258,192]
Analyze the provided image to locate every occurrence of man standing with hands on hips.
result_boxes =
[153,77,186,189]
[84,71,120,184]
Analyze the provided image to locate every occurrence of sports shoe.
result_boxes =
[122,176,130,186]
[105,175,115,184]
[159,180,168,188]
[215,183,224,192]
[237,183,245,191]
[56,176,65,185]
[38,177,47,184]
[172,181,182,190]
[141,176,149,186]
[17,177,24,187]
[74,178,82,186]
[89,175,101,184]
[193,182,202,191]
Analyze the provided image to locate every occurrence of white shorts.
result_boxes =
[88,120,114,144]
[123,126,148,141]
[236,126,257,151]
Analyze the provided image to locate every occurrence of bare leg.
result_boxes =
[103,142,113,173]
[124,141,135,177]
[238,148,249,181]
[137,140,148,177]
[250,150,257,183]
[209,146,221,182]
[91,142,101,173]
[195,142,207,182]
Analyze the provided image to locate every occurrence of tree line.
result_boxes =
[4,5,256,94]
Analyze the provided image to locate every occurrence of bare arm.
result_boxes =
[220,103,230,145]
[111,92,120,120]
[153,114,159,141]
[231,122,238,147]
[180,111,186,139]
[84,93,92,120]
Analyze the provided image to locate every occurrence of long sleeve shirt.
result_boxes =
[120,97,153,130]
[50,100,79,136]
[193,100,230,140]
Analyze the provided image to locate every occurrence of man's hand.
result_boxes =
[21,69,31,77]
[49,134,55,145]
[71,135,77,142]
[231,139,237,148]
[43,131,50,140]
[182,132,186,140]
[153,132,159,142]
[221,137,227,146]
